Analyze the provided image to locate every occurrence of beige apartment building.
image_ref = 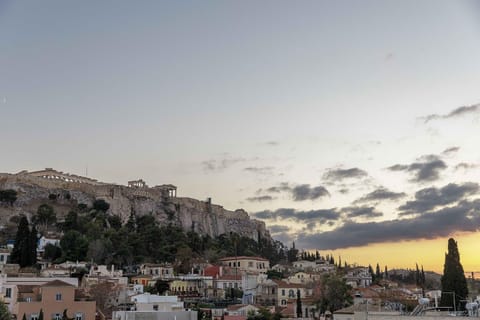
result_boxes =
[12,280,96,320]
[218,256,270,274]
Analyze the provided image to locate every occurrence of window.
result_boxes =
[26,297,32,302]
[54,313,61,320]
[153,305,158,311]
[55,293,62,301]
[288,290,295,298]
[281,289,285,296]
[30,314,39,320]
[248,262,253,267]
[75,313,83,320]
[281,299,287,306]
[0,255,4,262]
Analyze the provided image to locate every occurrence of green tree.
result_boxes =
[11,216,36,267]
[0,189,17,206]
[247,307,274,320]
[296,289,303,318]
[266,270,283,280]
[60,230,89,261]
[0,300,11,320]
[316,274,353,313]
[63,211,79,232]
[34,204,56,230]
[93,199,110,212]
[44,243,62,261]
[30,224,38,266]
[368,265,375,283]
[39,309,44,320]
[154,280,171,295]
[440,238,468,311]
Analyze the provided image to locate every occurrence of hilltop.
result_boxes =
[0,168,270,241]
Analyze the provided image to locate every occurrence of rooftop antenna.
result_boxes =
[85,164,88,177]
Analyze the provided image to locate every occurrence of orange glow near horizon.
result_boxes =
[322,232,480,274]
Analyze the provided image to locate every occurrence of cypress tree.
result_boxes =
[30,224,38,266]
[368,264,375,283]
[440,238,468,311]
[296,289,303,318]
[11,216,35,267]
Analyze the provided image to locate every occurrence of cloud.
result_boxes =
[264,141,279,146]
[246,195,275,202]
[442,146,460,155]
[257,182,330,202]
[253,208,340,223]
[244,166,275,175]
[296,200,480,250]
[202,157,245,172]
[398,182,479,214]
[265,182,291,193]
[269,225,291,234]
[387,156,447,182]
[323,167,368,181]
[292,184,330,201]
[421,103,480,123]
[341,206,383,219]
[354,187,406,204]
[455,162,479,171]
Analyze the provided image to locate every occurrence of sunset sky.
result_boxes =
[1,1,480,273]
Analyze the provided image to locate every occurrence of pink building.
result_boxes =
[13,280,96,320]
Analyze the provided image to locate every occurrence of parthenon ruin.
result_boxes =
[15,168,177,197]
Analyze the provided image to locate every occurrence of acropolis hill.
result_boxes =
[0,168,271,241]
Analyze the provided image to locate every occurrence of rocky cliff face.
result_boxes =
[0,173,270,242]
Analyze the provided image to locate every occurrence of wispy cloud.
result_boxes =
[387,155,447,182]
[323,167,368,181]
[455,162,479,171]
[421,103,480,123]
[442,146,460,155]
[201,157,246,172]
[244,166,275,175]
[255,182,330,202]
[246,195,275,202]
[253,208,340,224]
[354,187,406,204]
[341,206,383,219]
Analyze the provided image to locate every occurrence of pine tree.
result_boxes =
[440,238,468,311]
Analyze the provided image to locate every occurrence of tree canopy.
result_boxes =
[10,216,37,268]
[440,238,468,311]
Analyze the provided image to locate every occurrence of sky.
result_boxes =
[1,0,480,273]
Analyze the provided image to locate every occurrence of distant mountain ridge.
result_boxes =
[0,168,271,242]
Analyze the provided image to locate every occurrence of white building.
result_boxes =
[130,293,184,312]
